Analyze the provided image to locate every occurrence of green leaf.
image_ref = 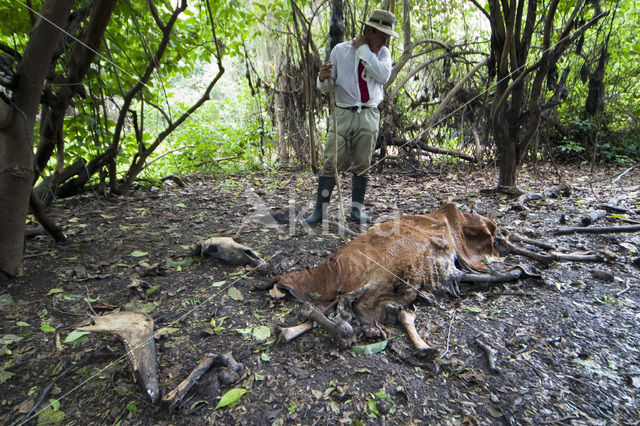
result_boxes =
[374,391,392,402]
[252,326,271,342]
[236,327,252,335]
[16,321,30,327]
[367,398,379,416]
[41,323,56,333]
[130,250,148,258]
[0,334,23,346]
[63,330,90,344]
[0,370,15,384]
[124,301,159,313]
[47,288,64,296]
[49,399,61,411]
[260,352,270,362]
[464,306,482,313]
[228,286,244,301]
[37,408,65,425]
[352,339,388,355]
[211,280,226,287]
[215,388,248,409]
[167,258,193,268]
[145,285,160,297]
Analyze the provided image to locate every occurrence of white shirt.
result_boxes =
[317,40,392,109]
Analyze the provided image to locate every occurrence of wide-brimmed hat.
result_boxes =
[361,9,398,38]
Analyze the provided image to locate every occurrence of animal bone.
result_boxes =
[278,321,316,342]
[191,237,266,268]
[299,302,354,348]
[398,309,436,357]
[161,351,244,411]
[217,351,244,385]
[162,353,217,411]
[78,312,159,403]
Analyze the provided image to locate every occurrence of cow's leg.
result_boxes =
[336,282,393,339]
[397,309,438,358]
[335,283,373,322]
[299,302,355,348]
[277,321,316,342]
[443,271,463,298]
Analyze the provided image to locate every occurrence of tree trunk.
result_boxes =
[585,47,608,117]
[0,0,74,277]
[35,0,117,182]
[497,135,518,187]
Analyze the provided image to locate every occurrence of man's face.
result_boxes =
[365,27,390,53]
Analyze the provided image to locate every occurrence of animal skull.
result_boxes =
[192,237,265,268]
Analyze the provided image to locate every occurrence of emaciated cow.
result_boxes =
[272,203,498,350]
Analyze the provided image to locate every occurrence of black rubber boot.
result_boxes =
[350,175,371,223]
[305,176,335,224]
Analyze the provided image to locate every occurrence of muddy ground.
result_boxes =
[1,164,639,425]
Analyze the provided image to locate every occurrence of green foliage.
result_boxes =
[141,83,273,178]
[3,0,638,195]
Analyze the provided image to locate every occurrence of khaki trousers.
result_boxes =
[320,107,380,178]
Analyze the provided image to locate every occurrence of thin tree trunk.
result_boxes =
[34,0,118,178]
[0,0,74,277]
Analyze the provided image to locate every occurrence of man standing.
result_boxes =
[305,9,398,225]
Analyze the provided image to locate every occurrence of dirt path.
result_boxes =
[1,164,639,425]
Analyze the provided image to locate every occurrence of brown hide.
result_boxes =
[273,204,497,324]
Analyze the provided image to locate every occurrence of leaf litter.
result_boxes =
[1,164,639,424]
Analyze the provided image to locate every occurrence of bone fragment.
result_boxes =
[299,302,354,348]
[161,353,217,411]
[161,352,244,411]
[398,310,431,353]
[78,312,159,403]
[278,321,316,342]
[217,351,244,384]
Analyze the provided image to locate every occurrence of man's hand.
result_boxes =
[318,62,333,82]
[352,35,367,49]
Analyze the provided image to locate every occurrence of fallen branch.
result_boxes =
[596,203,633,214]
[508,234,556,251]
[498,237,604,264]
[553,224,640,235]
[414,141,477,162]
[612,165,637,184]
[616,278,631,297]
[461,268,524,283]
[160,174,185,188]
[475,336,499,374]
[29,189,66,243]
[581,209,607,226]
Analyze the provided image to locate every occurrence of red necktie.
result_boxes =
[358,60,370,103]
